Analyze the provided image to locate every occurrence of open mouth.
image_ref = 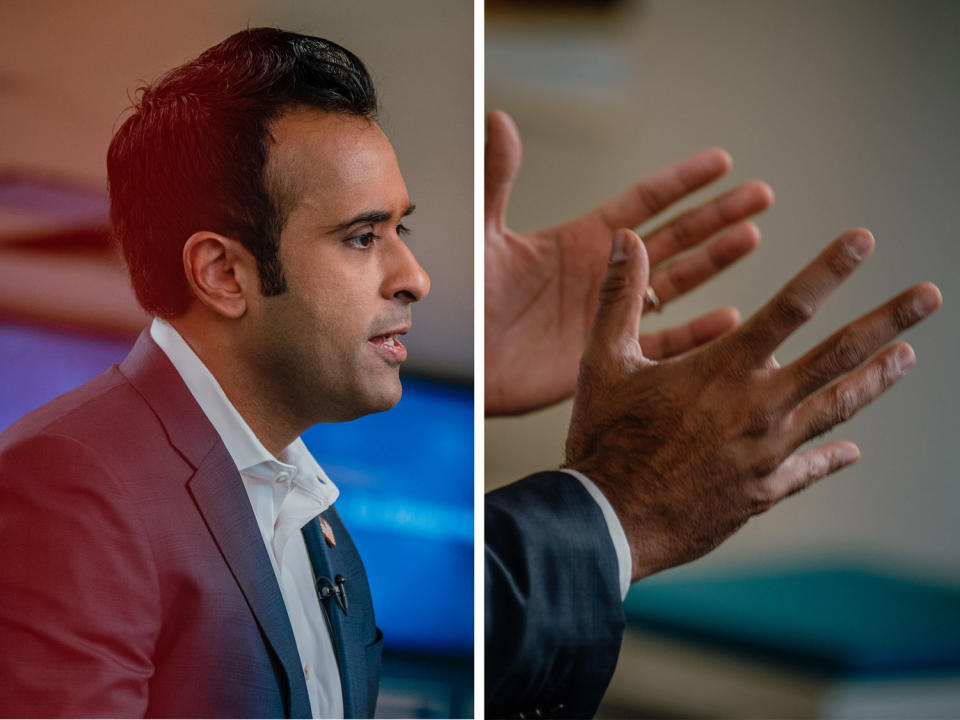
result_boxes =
[368,332,408,362]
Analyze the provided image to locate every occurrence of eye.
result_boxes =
[397,223,411,237]
[345,232,377,249]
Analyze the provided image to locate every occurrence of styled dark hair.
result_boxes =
[107,27,378,317]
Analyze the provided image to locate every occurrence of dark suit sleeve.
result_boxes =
[485,472,625,719]
[0,433,161,718]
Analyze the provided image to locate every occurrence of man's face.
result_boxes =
[245,108,430,424]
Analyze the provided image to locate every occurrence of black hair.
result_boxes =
[107,27,378,316]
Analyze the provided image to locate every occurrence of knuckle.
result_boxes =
[744,405,777,437]
[796,455,833,493]
[775,287,817,326]
[829,332,863,372]
[797,461,822,490]
[598,271,633,303]
[746,485,776,513]
[832,383,859,421]
[714,194,740,226]
[580,348,614,380]
[825,242,859,279]
[634,181,666,215]
[666,261,689,290]
[580,342,638,390]
[805,407,834,441]
[751,454,781,480]
[786,476,815,499]
[879,351,901,385]
[656,328,677,358]
[891,301,915,332]
[794,360,826,393]
[671,219,694,249]
[578,346,614,383]
[715,337,751,379]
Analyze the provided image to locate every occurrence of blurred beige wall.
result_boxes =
[0,0,473,380]
[487,0,960,579]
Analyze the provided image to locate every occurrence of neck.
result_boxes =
[168,316,302,458]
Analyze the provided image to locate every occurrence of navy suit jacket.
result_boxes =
[0,331,381,718]
[485,472,626,719]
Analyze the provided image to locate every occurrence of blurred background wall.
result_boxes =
[487,1,959,716]
[0,2,473,717]
[0,0,472,379]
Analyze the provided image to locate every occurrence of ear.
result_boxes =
[182,231,258,319]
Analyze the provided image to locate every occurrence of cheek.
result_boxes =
[290,251,362,304]
[281,250,383,343]
[291,280,369,346]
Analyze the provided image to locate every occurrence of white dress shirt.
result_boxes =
[559,468,632,600]
[150,317,343,718]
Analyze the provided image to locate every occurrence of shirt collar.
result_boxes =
[150,317,274,470]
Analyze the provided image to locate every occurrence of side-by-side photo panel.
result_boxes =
[485,1,958,718]
[0,2,472,718]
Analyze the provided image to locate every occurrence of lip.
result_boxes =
[367,325,411,364]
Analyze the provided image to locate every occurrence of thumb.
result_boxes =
[485,110,522,233]
[588,229,651,360]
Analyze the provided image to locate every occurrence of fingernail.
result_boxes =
[839,445,860,465]
[914,285,942,317]
[847,231,874,260]
[894,344,916,373]
[610,230,631,263]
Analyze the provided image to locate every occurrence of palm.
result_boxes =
[486,217,620,413]
[485,110,774,416]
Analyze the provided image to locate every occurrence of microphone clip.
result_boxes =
[316,574,349,615]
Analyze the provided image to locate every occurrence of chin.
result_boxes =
[367,381,403,414]
[334,378,403,422]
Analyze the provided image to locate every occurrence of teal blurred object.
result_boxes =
[624,564,960,678]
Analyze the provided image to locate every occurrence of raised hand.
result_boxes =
[566,228,941,581]
[485,110,774,415]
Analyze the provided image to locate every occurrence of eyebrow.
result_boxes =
[329,203,416,233]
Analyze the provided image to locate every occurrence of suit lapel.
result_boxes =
[120,330,312,718]
[189,446,312,718]
[302,509,375,719]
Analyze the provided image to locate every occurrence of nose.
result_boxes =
[382,237,430,303]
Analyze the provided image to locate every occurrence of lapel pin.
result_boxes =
[319,517,336,547]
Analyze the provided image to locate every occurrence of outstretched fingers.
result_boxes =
[640,307,741,360]
[650,221,760,306]
[788,342,916,449]
[729,228,875,368]
[778,283,942,406]
[644,181,773,267]
[761,441,861,505]
[595,148,732,232]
